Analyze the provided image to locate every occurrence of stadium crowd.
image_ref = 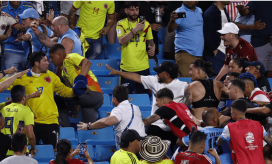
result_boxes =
[0,1,272,164]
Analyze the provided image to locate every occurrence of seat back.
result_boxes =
[177,77,192,84]
[96,145,116,161]
[128,94,151,106]
[59,127,77,140]
[103,43,122,59]
[90,59,119,76]
[97,77,119,94]
[149,59,157,75]
[78,127,115,143]
[32,145,55,162]
[0,93,11,103]
[158,59,176,65]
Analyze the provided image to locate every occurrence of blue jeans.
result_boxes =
[85,37,103,60]
[4,52,26,71]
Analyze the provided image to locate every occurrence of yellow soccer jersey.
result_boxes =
[0,103,34,155]
[73,1,115,39]
[11,70,74,124]
[110,149,142,164]
[116,18,153,72]
[62,53,102,93]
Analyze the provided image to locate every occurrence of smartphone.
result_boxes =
[139,16,146,23]
[80,143,87,158]
[18,121,24,133]
[177,12,186,18]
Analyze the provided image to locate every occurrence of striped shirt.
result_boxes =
[225,1,248,22]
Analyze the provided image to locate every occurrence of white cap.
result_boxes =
[217,22,239,34]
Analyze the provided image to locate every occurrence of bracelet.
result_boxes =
[0,71,6,76]
[87,123,90,130]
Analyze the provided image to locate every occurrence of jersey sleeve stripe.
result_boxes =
[203,154,213,164]
[127,153,136,164]
[118,25,126,33]
[143,25,151,33]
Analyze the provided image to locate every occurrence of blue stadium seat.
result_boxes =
[59,127,78,145]
[96,145,116,162]
[158,27,166,44]
[268,78,272,89]
[90,59,119,76]
[73,144,96,162]
[149,59,157,75]
[128,94,152,111]
[158,59,176,65]
[78,127,115,145]
[98,94,113,119]
[32,145,55,162]
[157,44,164,59]
[103,43,122,61]
[177,77,192,84]
[69,111,82,124]
[0,93,11,103]
[97,77,119,95]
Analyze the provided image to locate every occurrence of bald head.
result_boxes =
[53,16,69,26]
[202,108,219,126]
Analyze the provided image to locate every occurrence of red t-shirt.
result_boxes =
[175,151,212,164]
[49,158,86,164]
[224,38,258,65]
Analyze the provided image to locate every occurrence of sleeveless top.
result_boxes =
[192,79,220,108]
[58,29,83,56]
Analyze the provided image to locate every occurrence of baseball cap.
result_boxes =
[217,22,239,34]
[245,61,265,75]
[18,8,39,19]
[121,129,145,143]
[153,61,178,75]
[72,75,88,96]
[239,72,258,87]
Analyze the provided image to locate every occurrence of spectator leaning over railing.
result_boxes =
[0,133,38,164]
[168,1,204,77]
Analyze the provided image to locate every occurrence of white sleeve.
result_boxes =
[141,75,157,90]
[253,95,270,102]
[221,125,230,140]
[110,107,122,122]
[5,14,17,26]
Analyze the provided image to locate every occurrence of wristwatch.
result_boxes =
[86,123,90,130]
[0,71,6,77]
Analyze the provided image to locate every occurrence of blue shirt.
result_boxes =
[58,29,83,56]
[247,1,272,47]
[174,4,204,56]
[183,127,232,164]
[235,13,255,44]
[1,1,36,54]
[26,25,53,55]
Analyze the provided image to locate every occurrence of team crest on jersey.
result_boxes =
[44,76,51,83]
[64,67,67,73]
[233,53,237,58]
[246,132,254,144]
[1,24,6,30]
[180,160,189,164]
[104,3,108,9]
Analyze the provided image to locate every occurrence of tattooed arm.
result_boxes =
[183,84,193,108]
[146,39,155,56]
[142,114,161,127]
[264,134,272,146]
[30,20,58,48]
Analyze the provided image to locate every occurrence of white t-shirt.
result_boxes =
[218,9,228,54]
[141,75,188,131]
[249,88,270,102]
[110,100,146,140]
[0,155,38,164]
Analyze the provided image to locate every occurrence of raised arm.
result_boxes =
[263,134,272,146]
[167,11,178,33]
[142,114,161,127]
[246,106,271,115]
[0,27,12,41]
[99,14,115,36]
[216,65,229,81]
[30,20,58,48]
[77,116,119,130]
[236,5,250,16]
[106,64,142,84]
[235,20,266,31]
[216,136,226,146]
[146,39,155,57]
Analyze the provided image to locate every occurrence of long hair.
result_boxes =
[55,139,72,164]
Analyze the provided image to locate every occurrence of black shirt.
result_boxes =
[257,76,271,94]
[0,132,11,161]
[223,98,267,125]
[155,106,190,134]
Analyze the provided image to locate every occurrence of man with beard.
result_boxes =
[116,1,155,95]
[106,61,188,150]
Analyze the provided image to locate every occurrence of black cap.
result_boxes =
[121,129,145,143]
[153,61,178,75]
